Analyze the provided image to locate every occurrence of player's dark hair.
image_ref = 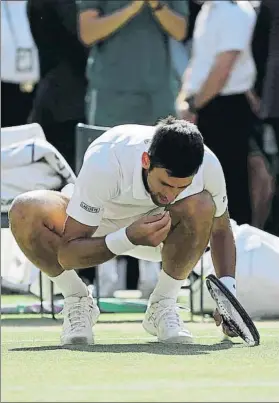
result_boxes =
[148,116,204,178]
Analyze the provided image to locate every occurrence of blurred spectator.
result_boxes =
[1,0,39,127]
[177,0,256,225]
[251,0,279,235]
[252,0,279,156]
[27,0,89,170]
[77,0,188,127]
[243,1,275,230]
[247,127,275,229]
[181,1,274,230]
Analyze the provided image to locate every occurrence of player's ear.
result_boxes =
[142,152,151,170]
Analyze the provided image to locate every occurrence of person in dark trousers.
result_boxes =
[252,0,279,150]
[251,0,279,236]
[27,0,89,170]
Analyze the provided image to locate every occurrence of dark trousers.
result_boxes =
[266,118,279,236]
[268,118,279,154]
[197,94,253,225]
[1,81,35,128]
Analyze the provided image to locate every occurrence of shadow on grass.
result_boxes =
[9,340,241,356]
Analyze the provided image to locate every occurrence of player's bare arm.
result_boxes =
[210,208,238,336]
[210,208,236,280]
[58,213,171,270]
[57,217,112,270]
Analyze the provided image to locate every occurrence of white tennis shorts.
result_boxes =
[92,214,163,263]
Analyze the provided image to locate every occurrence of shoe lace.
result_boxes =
[63,299,93,332]
[153,301,189,329]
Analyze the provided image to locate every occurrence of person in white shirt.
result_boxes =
[9,117,237,345]
[177,0,257,226]
[1,0,40,127]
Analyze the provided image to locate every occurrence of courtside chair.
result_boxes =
[75,123,111,175]
[1,123,55,319]
[74,123,205,320]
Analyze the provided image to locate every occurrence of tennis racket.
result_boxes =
[206,274,260,347]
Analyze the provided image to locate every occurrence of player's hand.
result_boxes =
[126,212,172,247]
[145,0,159,8]
[213,309,238,338]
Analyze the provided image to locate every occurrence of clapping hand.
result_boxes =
[145,0,160,9]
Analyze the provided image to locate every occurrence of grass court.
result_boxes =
[2,308,279,402]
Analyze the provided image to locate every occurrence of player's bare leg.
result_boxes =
[143,190,215,343]
[9,190,68,276]
[162,190,215,279]
[9,190,100,345]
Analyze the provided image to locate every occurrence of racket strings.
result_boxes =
[206,275,260,347]
[211,286,255,345]
[220,297,248,339]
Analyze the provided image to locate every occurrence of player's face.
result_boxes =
[142,152,194,207]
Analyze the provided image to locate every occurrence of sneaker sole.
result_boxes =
[159,335,194,344]
[142,321,193,344]
[61,336,94,346]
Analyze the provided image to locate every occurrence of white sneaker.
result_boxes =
[60,295,100,345]
[142,299,193,344]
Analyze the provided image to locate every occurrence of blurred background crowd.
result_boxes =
[1,0,279,297]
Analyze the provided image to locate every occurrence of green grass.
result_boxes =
[1,294,40,304]
[2,314,279,402]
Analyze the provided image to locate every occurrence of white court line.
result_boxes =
[5,380,279,392]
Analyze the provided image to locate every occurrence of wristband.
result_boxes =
[220,276,237,297]
[105,227,135,256]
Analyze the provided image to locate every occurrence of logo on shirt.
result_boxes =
[223,196,227,203]
[80,202,100,214]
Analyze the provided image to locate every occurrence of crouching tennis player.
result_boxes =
[9,117,237,345]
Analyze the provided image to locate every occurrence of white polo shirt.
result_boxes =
[66,124,228,228]
[183,0,256,97]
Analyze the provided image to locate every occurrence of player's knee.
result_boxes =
[9,191,44,236]
[192,190,216,219]
[171,190,215,221]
